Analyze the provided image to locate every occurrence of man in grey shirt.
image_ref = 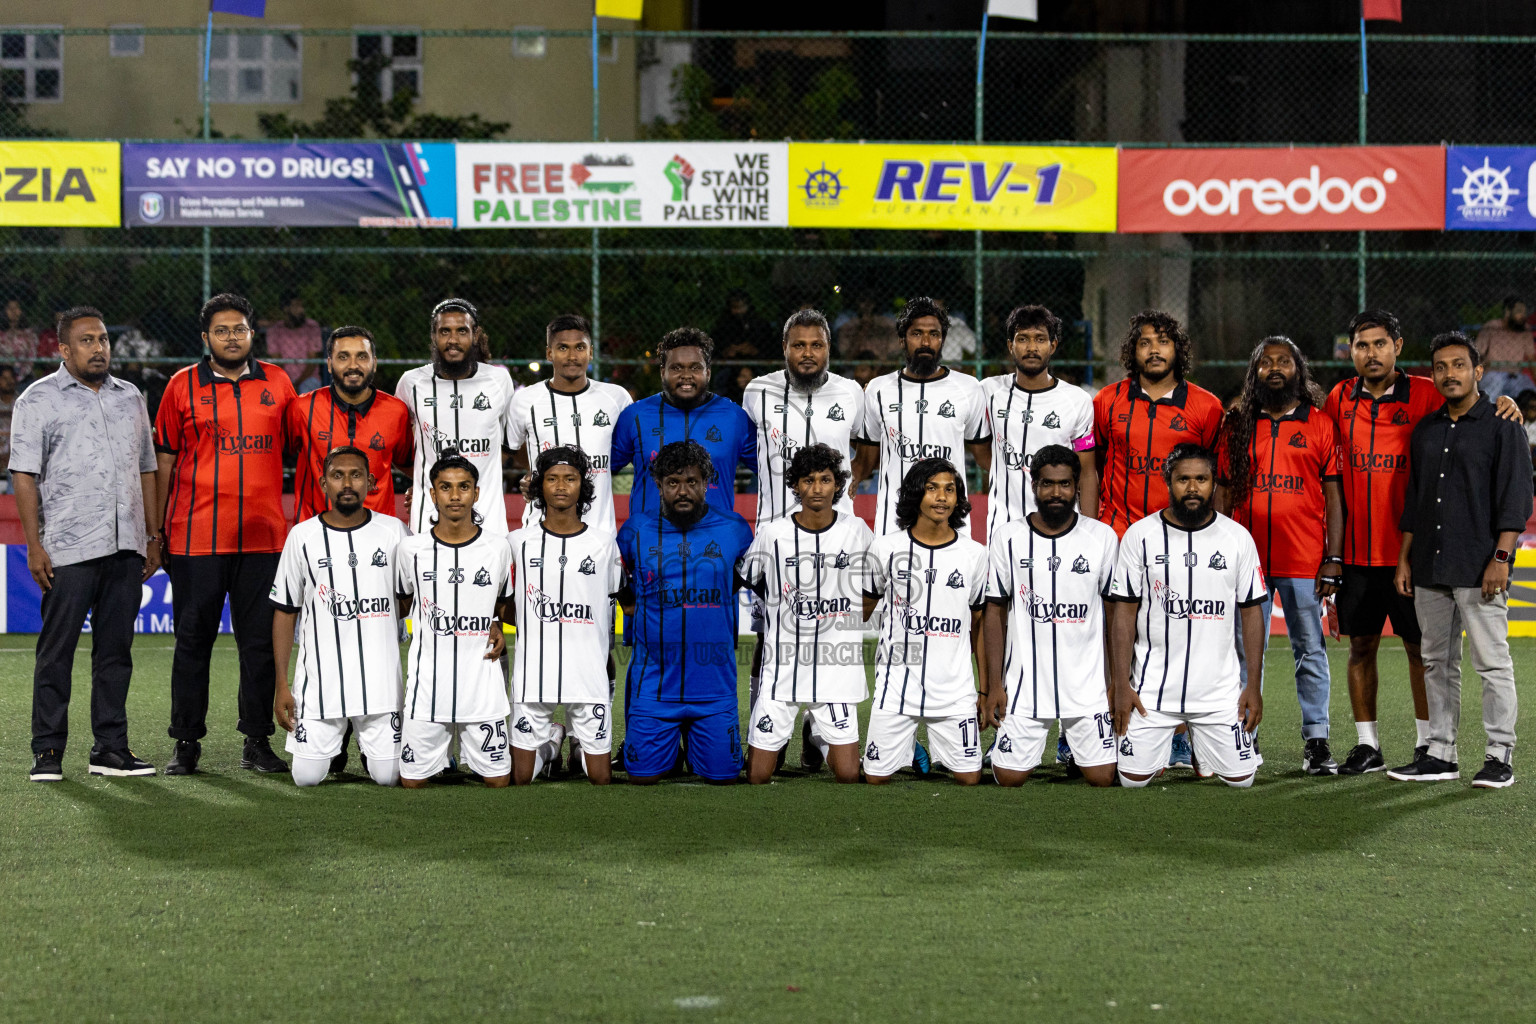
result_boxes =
[11,306,162,781]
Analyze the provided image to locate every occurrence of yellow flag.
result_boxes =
[595,0,643,18]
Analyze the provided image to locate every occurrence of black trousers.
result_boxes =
[166,551,281,741]
[32,551,144,756]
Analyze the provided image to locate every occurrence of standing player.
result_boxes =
[741,443,874,784]
[1108,444,1268,788]
[507,446,623,786]
[156,293,297,776]
[287,325,412,523]
[1219,337,1344,775]
[981,304,1098,536]
[853,297,990,536]
[396,298,516,534]
[862,458,990,785]
[981,446,1119,786]
[506,314,632,534]
[271,447,407,787]
[1324,309,1521,775]
[395,449,513,789]
[616,441,754,785]
[612,327,756,519]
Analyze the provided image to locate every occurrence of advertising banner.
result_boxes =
[1118,146,1444,232]
[2,548,230,634]
[1444,146,1536,230]
[456,142,787,228]
[785,143,1117,231]
[0,141,120,227]
[122,142,456,227]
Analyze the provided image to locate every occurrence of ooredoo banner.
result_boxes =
[455,142,787,228]
[1118,147,1444,232]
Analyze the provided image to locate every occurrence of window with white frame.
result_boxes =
[109,25,144,58]
[0,27,62,102]
[512,26,547,60]
[206,28,301,103]
[353,28,422,100]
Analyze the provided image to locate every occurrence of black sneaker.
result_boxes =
[30,749,63,782]
[1337,743,1385,775]
[801,717,824,773]
[165,740,201,776]
[1472,756,1515,789]
[1386,752,1459,782]
[1415,744,1429,761]
[330,720,353,775]
[1303,738,1338,776]
[89,749,156,777]
[240,735,290,774]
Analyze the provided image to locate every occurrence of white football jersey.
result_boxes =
[986,513,1118,719]
[857,368,989,535]
[980,375,1096,534]
[866,529,989,718]
[743,370,865,527]
[741,511,874,704]
[1108,511,1268,714]
[506,379,632,534]
[270,511,408,720]
[507,523,624,706]
[395,362,516,534]
[396,527,515,722]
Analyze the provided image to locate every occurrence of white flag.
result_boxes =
[987,0,1038,20]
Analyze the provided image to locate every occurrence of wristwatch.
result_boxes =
[1494,549,1513,564]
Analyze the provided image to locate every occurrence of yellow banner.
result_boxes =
[595,0,644,19]
[787,143,1116,232]
[0,142,120,227]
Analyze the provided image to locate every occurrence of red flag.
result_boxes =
[1362,0,1402,21]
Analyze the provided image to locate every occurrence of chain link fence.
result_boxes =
[3,28,1535,411]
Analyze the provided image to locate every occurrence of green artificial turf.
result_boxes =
[0,634,1532,1023]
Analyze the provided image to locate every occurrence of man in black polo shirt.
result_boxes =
[1389,331,1533,789]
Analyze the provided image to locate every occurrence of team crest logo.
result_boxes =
[834,551,850,569]
[1169,414,1187,432]
[947,570,964,589]
[998,736,1013,754]
[369,432,386,452]
[756,715,773,733]
[401,745,416,764]
[371,548,388,567]
[593,409,610,427]
[1072,555,1091,574]
[473,567,492,587]
[294,724,308,743]
[579,555,597,575]
[260,389,275,407]
[937,401,956,418]
[705,426,722,443]
[827,404,845,422]
[914,398,929,415]
[347,552,358,568]
[702,540,722,559]
[473,392,491,411]
[1043,411,1061,429]
[1288,432,1308,449]
[865,743,880,761]
[1391,410,1411,426]
[1208,552,1228,570]
[514,717,533,733]
[1119,736,1133,757]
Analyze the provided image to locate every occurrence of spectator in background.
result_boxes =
[850,349,880,390]
[717,364,756,407]
[1475,295,1535,401]
[1520,390,1536,471]
[837,294,900,364]
[0,366,15,494]
[263,291,324,393]
[1,299,39,382]
[935,299,978,365]
[712,290,775,361]
[34,308,62,364]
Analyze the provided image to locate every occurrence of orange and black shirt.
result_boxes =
[1324,372,1442,568]
[286,386,413,524]
[155,357,296,556]
[1093,378,1224,539]
[1221,405,1340,578]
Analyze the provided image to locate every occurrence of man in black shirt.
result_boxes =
[1390,331,1533,789]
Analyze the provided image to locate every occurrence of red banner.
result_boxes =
[1118,147,1444,232]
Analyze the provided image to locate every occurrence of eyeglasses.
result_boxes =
[209,325,252,340]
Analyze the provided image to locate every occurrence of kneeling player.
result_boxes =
[863,458,990,785]
[742,443,874,784]
[508,446,622,785]
[982,445,1119,786]
[272,446,409,787]
[1108,444,1267,788]
[396,449,512,789]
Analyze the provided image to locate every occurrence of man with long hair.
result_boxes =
[1218,337,1344,775]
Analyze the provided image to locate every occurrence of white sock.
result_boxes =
[1356,721,1379,749]
[806,720,831,760]
[1415,719,1431,747]
[1222,773,1255,789]
[368,757,400,787]
[291,755,329,787]
[1117,772,1151,789]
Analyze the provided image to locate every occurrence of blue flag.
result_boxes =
[210,0,266,17]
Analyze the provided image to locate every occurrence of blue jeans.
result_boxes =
[1235,576,1331,740]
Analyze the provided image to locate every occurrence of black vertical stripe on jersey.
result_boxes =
[344,525,369,712]
[300,542,320,719]
[208,383,221,554]
[1118,390,1134,536]
[535,531,548,702]
[678,522,690,703]
[1155,521,1172,710]
[771,536,788,702]
[409,551,424,718]
[513,537,528,703]
[809,524,822,702]
[556,534,569,702]
[450,543,461,722]
[1048,532,1061,717]
[1140,401,1156,531]
[1136,535,1153,698]
[1179,525,1194,713]
[876,547,898,709]
[1026,529,1039,715]
[1364,397,1379,566]
[320,528,346,718]
[996,384,1018,535]
[1264,424,1277,567]
[779,384,792,522]
[1018,391,1034,524]
[177,371,198,555]
[233,379,246,551]
[910,536,936,716]
[999,537,1018,714]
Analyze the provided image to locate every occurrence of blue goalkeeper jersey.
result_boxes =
[611,393,758,518]
[617,505,755,709]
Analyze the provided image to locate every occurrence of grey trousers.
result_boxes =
[1414,585,1518,764]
